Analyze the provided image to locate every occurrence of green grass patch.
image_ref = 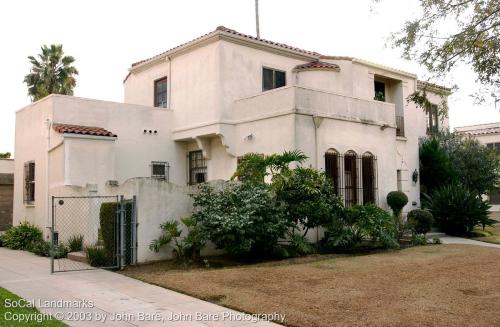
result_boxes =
[0,287,67,326]
[471,224,500,245]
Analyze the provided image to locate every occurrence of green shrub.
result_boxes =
[432,237,442,244]
[322,204,398,250]
[411,234,428,246]
[86,245,109,267]
[273,167,344,236]
[407,209,434,235]
[99,202,117,257]
[3,222,43,250]
[192,182,288,256]
[386,191,408,217]
[287,234,316,256]
[423,184,492,236]
[67,234,84,252]
[29,240,68,259]
[149,217,205,261]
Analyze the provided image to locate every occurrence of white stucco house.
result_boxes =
[455,122,500,219]
[13,26,451,261]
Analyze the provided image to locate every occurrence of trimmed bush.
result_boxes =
[192,182,288,256]
[86,245,109,267]
[3,222,43,250]
[67,234,84,252]
[99,202,117,258]
[386,191,408,217]
[407,209,434,235]
[423,183,491,236]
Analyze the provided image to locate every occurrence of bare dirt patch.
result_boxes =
[122,245,500,327]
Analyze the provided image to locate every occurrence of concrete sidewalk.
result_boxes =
[440,236,500,248]
[0,248,280,326]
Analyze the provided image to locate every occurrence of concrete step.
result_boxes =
[67,251,87,263]
[426,232,446,239]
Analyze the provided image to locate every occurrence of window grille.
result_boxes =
[188,151,207,185]
[362,153,377,204]
[344,151,358,207]
[151,161,169,181]
[325,149,340,194]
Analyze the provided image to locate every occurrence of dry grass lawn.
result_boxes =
[122,245,500,327]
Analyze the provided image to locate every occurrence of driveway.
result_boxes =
[0,248,280,326]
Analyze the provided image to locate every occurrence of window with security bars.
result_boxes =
[362,153,377,204]
[154,77,168,108]
[325,149,340,194]
[344,151,358,207]
[24,161,35,204]
[189,151,207,185]
[151,161,169,181]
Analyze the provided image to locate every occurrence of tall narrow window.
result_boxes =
[154,77,168,108]
[188,151,207,185]
[262,68,286,91]
[397,170,403,192]
[426,104,439,134]
[374,81,386,102]
[23,161,35,204]
[325,149,340,194]
[344,151,358,207]
[362,153,376,204]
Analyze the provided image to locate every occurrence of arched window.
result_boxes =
[344,151,358,207]
[362,152,377,204]
[325,149,339,194]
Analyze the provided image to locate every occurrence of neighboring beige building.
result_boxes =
[455,122,500,219]
[0,158,14,231]
[13,26,450,259]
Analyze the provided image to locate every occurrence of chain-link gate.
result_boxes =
[50,195,137,273]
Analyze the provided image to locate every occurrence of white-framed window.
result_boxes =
[262,67,286,91]
[23,161,35,204]
[151,161,169,181]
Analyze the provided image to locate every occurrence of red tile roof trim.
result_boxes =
[294,61,340,72]
[458,127,500,136]
[53,123,117,138]
[129,26,321,69]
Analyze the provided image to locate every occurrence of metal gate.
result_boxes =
[50,195,137,273]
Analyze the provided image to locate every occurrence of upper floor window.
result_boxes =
[486,143,500,154]
[374,81,386,102]
[23,161,35,204]
[154,77,168,108]
[151,161,169,181]
[426,104,439,134]
[262,68,286,91]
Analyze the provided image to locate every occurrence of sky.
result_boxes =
[0,0,498,155]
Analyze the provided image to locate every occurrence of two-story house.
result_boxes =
[13,26,451,238]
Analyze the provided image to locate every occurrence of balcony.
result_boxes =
[233,86,396,127]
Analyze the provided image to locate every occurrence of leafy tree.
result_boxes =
[24,44,78,101]
[451,137,500,195]
[0,152,11,159]
[419,137,455,194]
[387,0,499,105]
[231,150,308,184]
[420,131,500,195]
[273,167,344,237]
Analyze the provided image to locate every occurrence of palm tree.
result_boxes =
[23,44,78,101]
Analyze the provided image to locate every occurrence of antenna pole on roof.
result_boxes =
[255,0,260,39]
